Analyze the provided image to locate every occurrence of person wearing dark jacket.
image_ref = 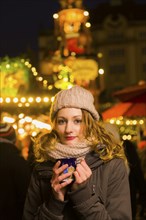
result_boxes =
[123,140,146,220]
[0,123,31,220]
[23,86,132,220]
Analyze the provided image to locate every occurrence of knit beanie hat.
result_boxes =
[50,86,100,121]
[0,123,16,144]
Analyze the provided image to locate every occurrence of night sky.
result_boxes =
[0,0,146,57]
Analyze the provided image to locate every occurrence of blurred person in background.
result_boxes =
[138,128,146,180]
[0,123,31,220]
[123,139,146,220]
[21,135,32,160]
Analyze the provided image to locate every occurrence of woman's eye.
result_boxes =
[57,119,65,125]
[74,119,82,124]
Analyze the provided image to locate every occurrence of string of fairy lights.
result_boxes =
[106,117,145,141]
[0,56,74,139]
[0,58,145,141]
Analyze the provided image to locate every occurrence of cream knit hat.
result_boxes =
[50,86,100,121]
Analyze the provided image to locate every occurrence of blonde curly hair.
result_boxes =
[33,110,127,163]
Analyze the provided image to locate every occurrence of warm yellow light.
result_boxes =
[19,118,25,124]
[25,103,30,107]
[84,11,89,16]
[48,85,53,90]
[6,64,10,69]
[51,97,55,102]
[13,124,17,130]
[33,72,38,76]
[116,120,121,125]
[99,68,104,75]
[85,22,91,28]
[32,120,52,130]
[122,135,127,140]
[127,135,132,140]
[31,67,36,72]
[43,80,48,85]
[97,53,103,58]
[43,97,49,102]
[132,120,137,125]
[32,131,38,137]
[28,64,32,68]
[18,103,23,107]
[19,113,24,119]
[3,116,15,123]
[126,120,130,125]
[68,85,73,89]
[71,52,76,56]
[13,97,18,103]
[36,97,41,103]
[14,63,18,67]
[28,97,34,103]
[25,116,32,123]
[18,128,25,135]
[0,97,3,103]
[63,77,68,82]
[25,61,29,66]
[53,13,58,19]
[139,120,144,125]
[36,76,43,81]
[120,126,125,132]
[109,119,115,124]
[58,74,63,79]
[5,97,11,103]
[20,97,26,103]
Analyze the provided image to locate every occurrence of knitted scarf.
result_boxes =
[47,141,92,160]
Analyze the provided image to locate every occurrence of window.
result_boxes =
[143,63,146,72]
[142,47,146,56]
[109,49,125,57]
[108,33,124,41]
[138,31,146,40]
[109,64,126,74]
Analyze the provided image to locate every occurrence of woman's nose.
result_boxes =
[65,122,72,133]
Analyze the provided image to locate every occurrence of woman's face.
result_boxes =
[55,108,85,145]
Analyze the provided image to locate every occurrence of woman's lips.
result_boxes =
[65,136,76,141]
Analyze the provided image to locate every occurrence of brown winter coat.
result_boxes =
[23,151,132,220]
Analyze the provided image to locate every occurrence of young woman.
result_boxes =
[23,86,132,220]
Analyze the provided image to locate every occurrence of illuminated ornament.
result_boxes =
[55,80,73,89]
[1,57,30,97]
[54,66,74,89]
[72,59,98,81]
[66,35,85,54]
[58,8,88,35]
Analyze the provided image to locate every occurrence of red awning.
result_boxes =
[102,83,146,120]
[102,102,146,119]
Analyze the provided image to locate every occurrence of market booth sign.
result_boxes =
[72,59,98,81]
[1,57,30,97]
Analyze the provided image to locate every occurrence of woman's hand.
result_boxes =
[72,159,92,191]
[51,160,73,201]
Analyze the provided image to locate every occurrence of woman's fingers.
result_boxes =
[52,177,72,193]
[51,161,74,200]
[51,161,74,190]
[74,159,92,183]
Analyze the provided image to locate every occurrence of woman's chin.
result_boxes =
[64,140,77,146]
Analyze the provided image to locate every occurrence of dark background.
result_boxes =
[0,0,146,57]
